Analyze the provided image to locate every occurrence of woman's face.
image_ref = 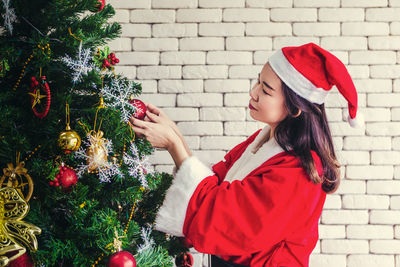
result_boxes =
[249,62,289,128]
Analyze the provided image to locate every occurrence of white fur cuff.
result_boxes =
[154,156,214,236]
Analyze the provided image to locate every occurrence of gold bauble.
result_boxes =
[57,125,81,153]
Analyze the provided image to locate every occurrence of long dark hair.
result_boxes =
[274,82,341,194]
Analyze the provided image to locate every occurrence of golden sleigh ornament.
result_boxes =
[0,187,41,266]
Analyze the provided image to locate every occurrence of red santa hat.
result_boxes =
[268,42,364,128]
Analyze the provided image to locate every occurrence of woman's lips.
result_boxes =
[249,102,256,110]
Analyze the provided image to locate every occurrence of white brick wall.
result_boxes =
[108,1,400,266]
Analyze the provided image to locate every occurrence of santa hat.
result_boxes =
[268,42,364,129]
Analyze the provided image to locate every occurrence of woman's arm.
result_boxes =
[167,134,191,171]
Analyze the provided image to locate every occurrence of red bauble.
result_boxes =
[51,166,78,192]
[175,252,193,267]
[107,251,136,267]
[8,252,33,267]
[97,0,105,11]
[128,99,147,120]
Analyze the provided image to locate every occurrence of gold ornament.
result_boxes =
[0,187,41,266]
[86,130,108,172]
[0,157,33,202]
[58,103,81,153]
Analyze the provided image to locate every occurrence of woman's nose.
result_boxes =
[249,83,258,101]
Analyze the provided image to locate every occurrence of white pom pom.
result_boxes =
[347,112,365,129]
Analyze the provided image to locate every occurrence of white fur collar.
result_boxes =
[224,125,285,182]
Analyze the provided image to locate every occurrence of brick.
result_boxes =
[369,36,400,50]
[393,108,400,121]
[224,121,265,135]
[371,151,400,165]
[207,51,252,65]
[109,0,151,8]
[107,38,131,52]
[109,9,130,23]
[343,136,391,150]
[193,150,227,166]
[152,0,197,8]
[162,108,199,121]
[335,180,366,194]
[370,65,400,78]
[205,79,250,93]
[347,225,393,239]
[246,23,292,36]
[180,37,224,51]
[321,210,368,224]
[121,24,151,37]
[324,195,341,209]
[325,108,342,121]
[310,254,346,267]
[393,166,400,179]
[321,37,367,50]
[200,107,246,121]
[348,255,395,267]
[199,0,245,7]
[350,51,396,65]
[137,66,181,79]
[132,38,178,51]
[393,137,400,149]
[200,136,246,149]
[342,0,388,7]
[391,22,400,35]
[158,79,203,93]
[329,50,349,64]
[294,0,340,7]
[113,66,136,80]
[226,37,272,50]
[273,37,319,49]
[270,8,317,22]
[329,122,366,136]
[130,10,174,23]
[152,23,197,37]
[353,108,391,122]
[394,79,400,92]
[367,180,400,194]
[177,122,223,135]
[371,210,400,224]
[319,225,346,239]
[346,65,370,79]
[346,165,393,179]
[148,150,174,164]
[182,65,228,79]
[354,79,392,93]
[366,122,400,136]
[199,23,245,36]
[293,23,340,36]
[390,0,400,6]
[342,22,389,36]
[229,65,262,79]
[366,8,400,21]
[337,151,370,165]
[342,194,389,209]
[176,9,222,22]
[319,8,364,21]
[154,164,173,173]
[117,52,159,65]
[321,240,369,254]
[223,8,269,22]
[246,0,293,8]
[140,93,176,107]
[135,80,157,93]
[224,93,250,106]
[160,51,205,65]
[177,93,223,107]
[333,136,343,150]
[370,240,400,253]
[392,196,400,209]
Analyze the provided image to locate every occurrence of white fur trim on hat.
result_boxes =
[347,112,365,129]
[268,49,330,105]
[154,156,214,237]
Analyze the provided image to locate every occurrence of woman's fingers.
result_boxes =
[145,102,161,116]
[145,110,160,123]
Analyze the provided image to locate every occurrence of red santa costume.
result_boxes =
[154,42,363,266]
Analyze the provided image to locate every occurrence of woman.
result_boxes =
[129,42,364,267]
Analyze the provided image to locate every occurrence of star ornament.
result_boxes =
[28,88,47,109]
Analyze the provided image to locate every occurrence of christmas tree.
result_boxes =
[0,0,187,266]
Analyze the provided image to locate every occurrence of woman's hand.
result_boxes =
[142,102,181,137]
[129,110,178,151]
